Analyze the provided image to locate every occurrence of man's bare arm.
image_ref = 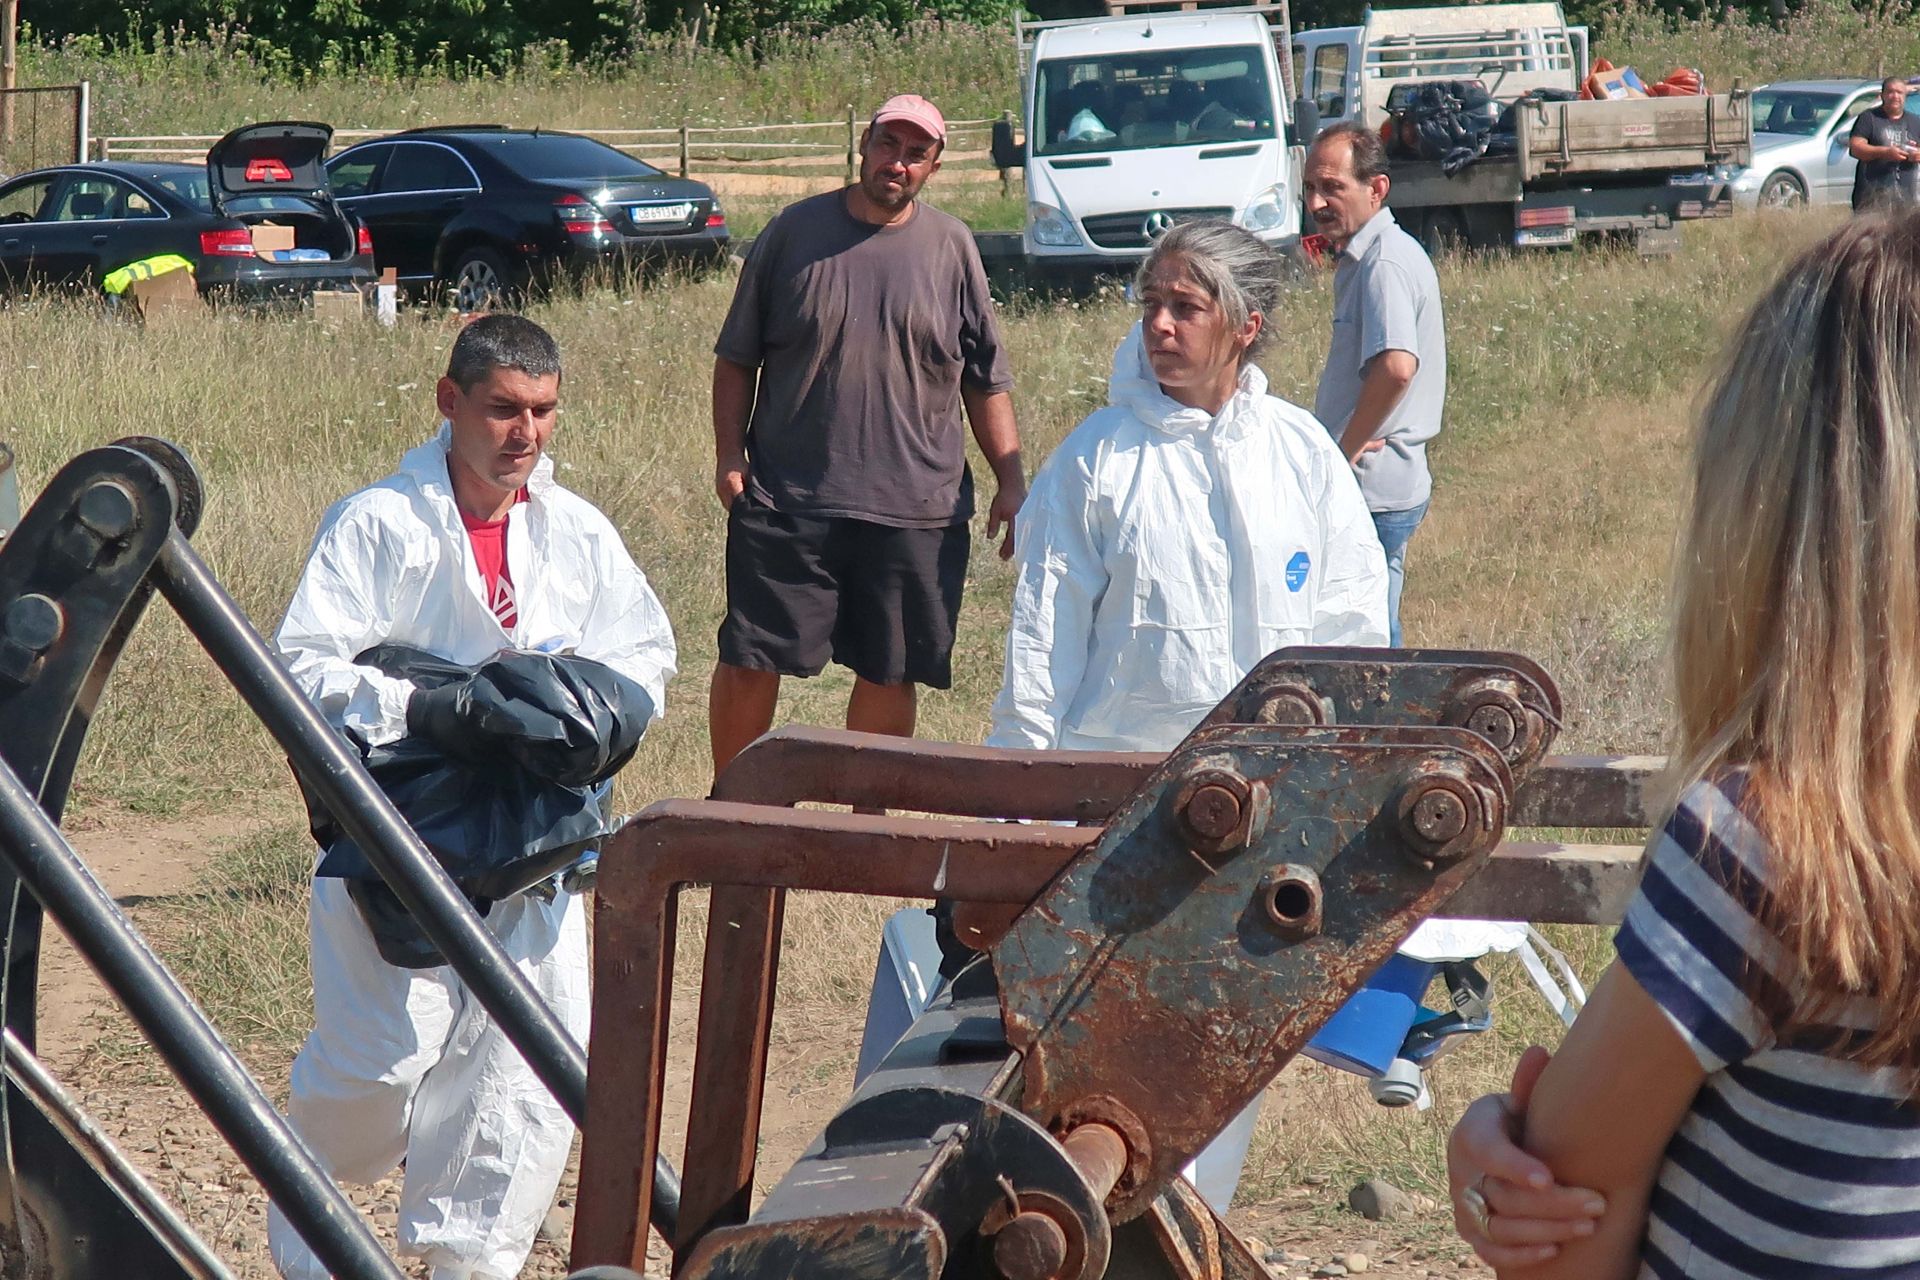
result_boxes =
[962,386,1026,560]
[713,357,758,509]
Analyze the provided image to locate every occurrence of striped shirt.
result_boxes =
[1617,777,1920,1278]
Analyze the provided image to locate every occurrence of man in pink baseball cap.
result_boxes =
[872,93,947,145]
[707,94,1026,778]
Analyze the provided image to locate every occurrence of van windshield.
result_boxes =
[1035,45,1277,156]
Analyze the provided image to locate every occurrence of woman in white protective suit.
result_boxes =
[988,218,1388,754]
[986,219,1388,1211]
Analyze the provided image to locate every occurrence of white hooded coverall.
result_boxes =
[268,425,677,1280]
[988,323,1389,753]
[987,325,1388,1213]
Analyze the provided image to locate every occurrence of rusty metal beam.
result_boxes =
[577,795,1647,1269]
[1508,755,1662,829]
[674,731,1143,1270]
[669,728,1661,1266]
[573,802,1094,1273]
[693,727,1657,828]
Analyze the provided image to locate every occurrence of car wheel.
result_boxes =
[1758,171,1806,211]
[449,247,522,313]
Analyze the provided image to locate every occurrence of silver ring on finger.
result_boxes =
[1460,1182,1493,1236]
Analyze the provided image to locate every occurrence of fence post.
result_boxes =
[0,0,17,144]
[846,104,856,184]
[1000,109,1014,198]
[73,81,90,166]
[678,122,690,178]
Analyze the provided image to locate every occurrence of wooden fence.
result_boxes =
[92,109,1013,186]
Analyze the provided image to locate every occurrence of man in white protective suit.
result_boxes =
[267,314,677,1280]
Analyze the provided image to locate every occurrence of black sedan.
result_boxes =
[0,122,374,301]
[324,127,729,310]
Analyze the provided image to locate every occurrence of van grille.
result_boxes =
[1081,207,1234,250]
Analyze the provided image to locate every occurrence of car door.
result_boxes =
[0,174,57,289]
[30,174,157,287]
[1823,91,1878,204]
[364,142,483,282]
[327,142,397,270]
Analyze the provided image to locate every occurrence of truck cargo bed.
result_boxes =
[1514,91,1751,181]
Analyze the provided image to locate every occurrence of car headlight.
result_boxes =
[1730,167,1760,191]
[1029,203,1083,247]
[1241,185,1289,232]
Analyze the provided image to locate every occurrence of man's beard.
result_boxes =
[863,168,920,211]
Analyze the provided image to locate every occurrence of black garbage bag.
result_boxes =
[303,645,656,966]
[386,643,652,788]
[1389,81,1501,174]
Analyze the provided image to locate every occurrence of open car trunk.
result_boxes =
[207,122,358,264]
[224,199,358,262]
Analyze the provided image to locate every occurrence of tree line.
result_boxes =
[17,0,1857,74]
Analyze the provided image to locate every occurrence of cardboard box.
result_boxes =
[128,269,203,324]
[1586,66,1649,100]
[252,222,296,260]
[311,289,365,324]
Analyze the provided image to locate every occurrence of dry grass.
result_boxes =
[23,208,1845,1218]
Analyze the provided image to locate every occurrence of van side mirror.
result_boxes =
[1292,98,1322,142]
[991,119,1024,171]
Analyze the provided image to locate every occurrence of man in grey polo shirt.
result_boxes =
[1307,122,1446,646]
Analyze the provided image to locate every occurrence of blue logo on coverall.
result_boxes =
[1285,551,1311,592]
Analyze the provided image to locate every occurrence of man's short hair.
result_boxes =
[1312,122,1391,182]
[1886,76,1910,92]
[446,314,562,391]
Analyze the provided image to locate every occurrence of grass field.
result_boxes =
[13,207,1843,1226]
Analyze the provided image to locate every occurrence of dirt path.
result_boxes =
[39,810,279,1068]
[30,810,1489,1279]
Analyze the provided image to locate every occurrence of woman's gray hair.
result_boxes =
[1132,219,1285,360]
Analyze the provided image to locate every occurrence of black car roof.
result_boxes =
[4,160,200,180]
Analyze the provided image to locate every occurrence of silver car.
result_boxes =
[1730,79,1883,210]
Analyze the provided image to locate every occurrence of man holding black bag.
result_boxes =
[268,315,676,1280]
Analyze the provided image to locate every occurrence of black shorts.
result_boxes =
[718,492,969,688]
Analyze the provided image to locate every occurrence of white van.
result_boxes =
[991,2,1311,283]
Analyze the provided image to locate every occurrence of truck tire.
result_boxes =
[1758,171,1806,211]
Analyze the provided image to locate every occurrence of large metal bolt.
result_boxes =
[1252,682,1326,726]
[1410,786,1468,845]
[993,1211,1069,1280]
[0,593,65,686]
[1465,701,1518,752]
[1184,783,1244,843]
[75,481,138,541]
[1173,767,1255,856]
[5,594,64,652]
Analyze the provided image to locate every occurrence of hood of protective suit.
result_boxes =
[988,325,1387,754]
[1106,321,1271,442]
[275,425,677,750]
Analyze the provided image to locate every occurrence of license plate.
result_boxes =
[628,202,692,223]
[1514,226,1576,247]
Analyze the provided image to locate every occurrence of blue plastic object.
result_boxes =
[1300,953,1439,1077]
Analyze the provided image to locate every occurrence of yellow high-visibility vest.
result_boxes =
[102,254,195,296]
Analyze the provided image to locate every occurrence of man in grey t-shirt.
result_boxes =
[1308,123,1446,647]
[708,94,1027,777]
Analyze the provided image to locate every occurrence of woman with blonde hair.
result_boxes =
[1445,213,1920,1276]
